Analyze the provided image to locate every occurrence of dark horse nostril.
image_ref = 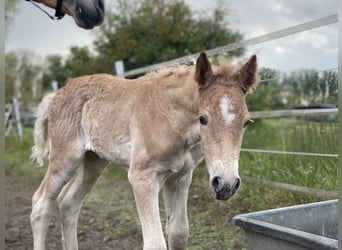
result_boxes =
[211,176,223,192]
[97,0,104,11]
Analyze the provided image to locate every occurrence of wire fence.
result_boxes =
[241,148,338,158]
[250,108,338,119]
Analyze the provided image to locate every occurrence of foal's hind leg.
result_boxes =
[31,142,85,250]
[57,152,107,250]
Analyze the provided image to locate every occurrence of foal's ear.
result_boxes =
[195,52,214,90]
[239,55,258,94]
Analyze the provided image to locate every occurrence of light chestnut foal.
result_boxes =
[30,52,258,250]
[28,0,104,29]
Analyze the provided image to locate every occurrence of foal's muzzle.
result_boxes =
[211,176,241,200]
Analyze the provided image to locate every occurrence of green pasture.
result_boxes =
[5,118,337,249]
[240,119,338,191]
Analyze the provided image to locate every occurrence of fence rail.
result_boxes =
[242,176,337,198]
[250,108,338,119]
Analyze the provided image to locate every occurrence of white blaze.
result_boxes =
[219,96,236,125]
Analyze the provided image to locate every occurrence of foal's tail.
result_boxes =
[30,92,56,167]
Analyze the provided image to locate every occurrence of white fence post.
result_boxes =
[114,60,125,78]
[5,103,14,136]
[51,80,59,91]
[12,97,23,144]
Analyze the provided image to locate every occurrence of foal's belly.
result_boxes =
[103,142,132,167]
[84,125,202,171]
[85,135,132,167]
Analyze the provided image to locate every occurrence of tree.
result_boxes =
[94,0,244,73]
[5,52,18,102]
[319,70,338,104]
[42,46,100,88]
[64,46,100,78]
[282,70,336,106]
[41,55,66,91]
[247,69,339,111]
[5,51,42,107]
[5,0,21,37]
[246,67,283,111]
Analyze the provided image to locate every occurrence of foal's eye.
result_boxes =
[244,119,254,128]
[199,114,208,126]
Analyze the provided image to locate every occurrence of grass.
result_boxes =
[240,119,338,191]
[5,119,337,249]
[5,128,47,192]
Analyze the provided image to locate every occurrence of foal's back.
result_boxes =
[49,70,198,167]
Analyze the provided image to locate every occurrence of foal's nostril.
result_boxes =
[232,178,241,193]
[211,176,223,192]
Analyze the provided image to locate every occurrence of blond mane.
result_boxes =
[147,65,193,79]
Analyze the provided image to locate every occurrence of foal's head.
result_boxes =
[195,52,258,200]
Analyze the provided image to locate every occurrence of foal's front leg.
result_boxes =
[163,170,193,250]
[128,165,166,250]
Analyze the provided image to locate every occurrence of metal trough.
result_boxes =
[232,199,338,250]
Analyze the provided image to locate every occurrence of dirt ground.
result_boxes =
[5,134,248,250]
[5,173,141,250]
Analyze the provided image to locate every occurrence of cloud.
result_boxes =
[224,0,337,38]
[6,0,338,73]
[249,27,270,38]
[294,31,328,49]
[267,0,292,15]
[324,48,338,54]
[274,45,291,54]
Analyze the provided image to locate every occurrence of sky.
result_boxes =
[5,0,338,73]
